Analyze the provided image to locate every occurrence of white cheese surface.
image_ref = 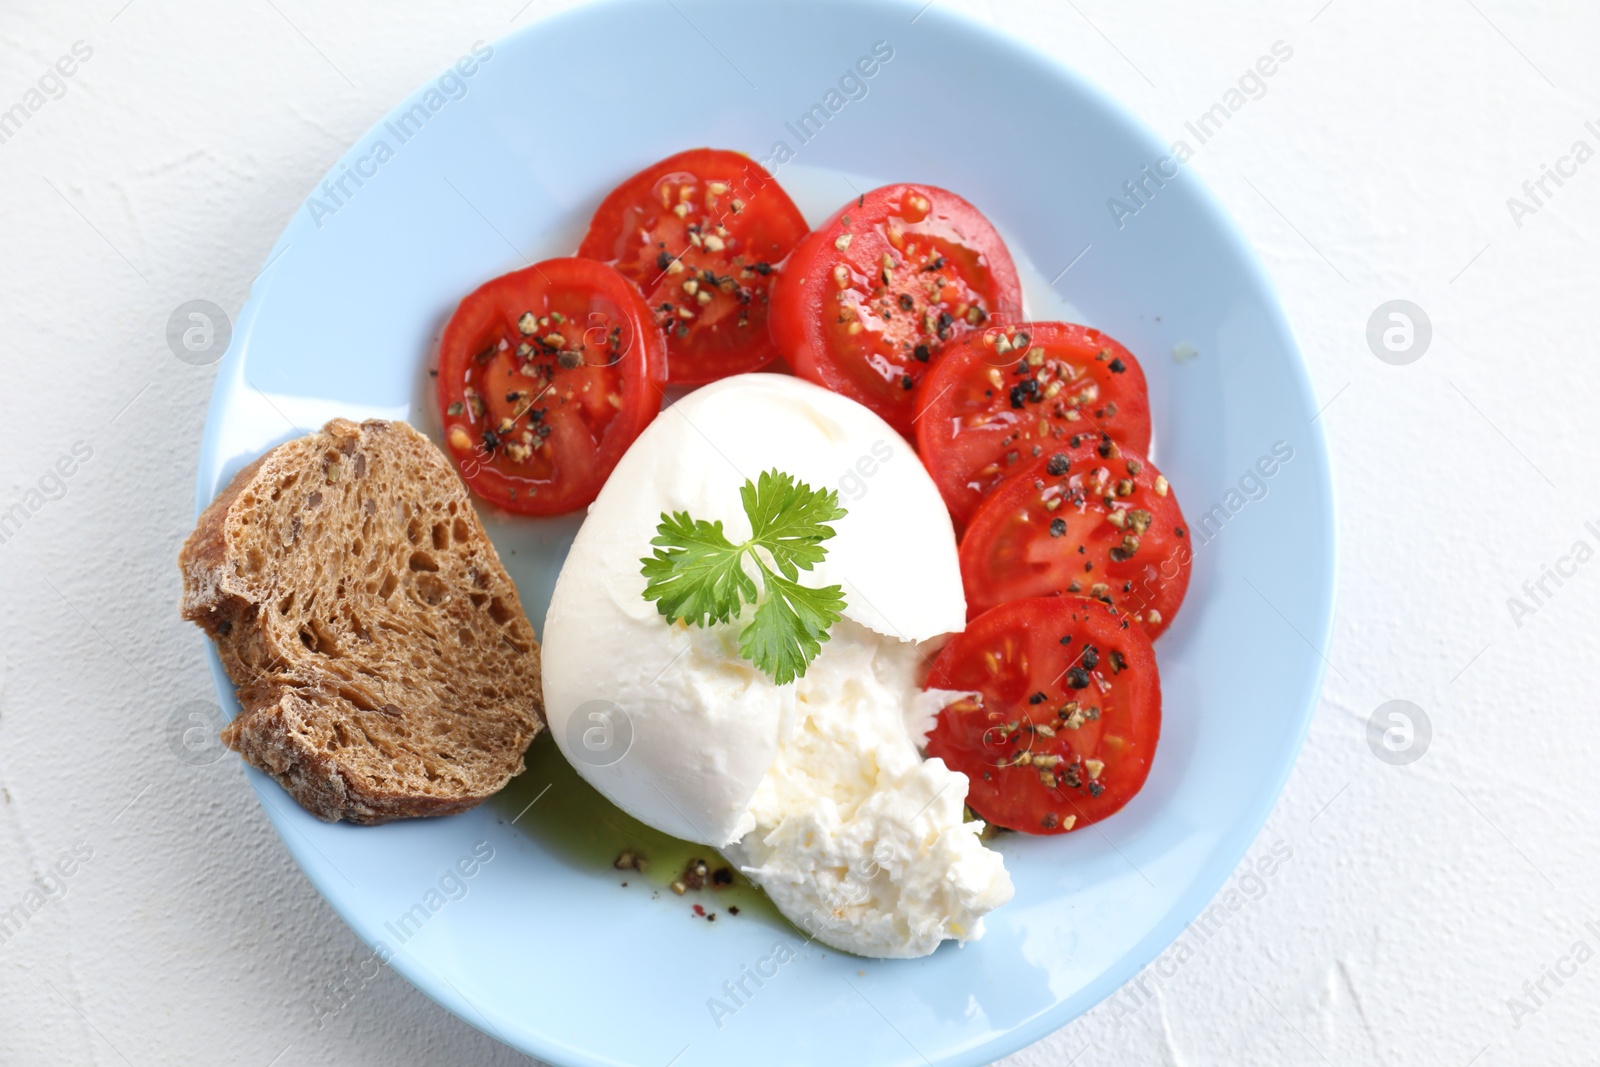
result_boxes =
[540,374,1010,956]
[541,373,966,846]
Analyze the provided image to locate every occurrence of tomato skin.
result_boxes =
[959,435,1190,638]
[578,148,808,385]
[436,257,666,516]
[926,596,1161,834]
[915,322,1152,529]
[769,183,1023,437]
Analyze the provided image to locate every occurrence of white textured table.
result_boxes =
[3,1,1596,1063]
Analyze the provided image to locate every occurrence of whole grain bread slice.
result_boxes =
[180,418,543,824]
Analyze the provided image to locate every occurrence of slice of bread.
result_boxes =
[180,418,544,824]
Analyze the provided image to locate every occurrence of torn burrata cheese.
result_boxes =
[723,618,1012,956]
[540,373,1012,957]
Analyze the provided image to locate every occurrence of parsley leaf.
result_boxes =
[740,469,845,577]
[641,469,848,684]
[739,572,848,685]
[638,513,755,627]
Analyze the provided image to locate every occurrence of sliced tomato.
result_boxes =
[959,435,1190,638]
[577,148,808,384]
[915,322,1152,528]
[926,596,1161,834]
[436,257,666,515]
[769,184,1023,437]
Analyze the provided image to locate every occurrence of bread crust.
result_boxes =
[180,419,544,824]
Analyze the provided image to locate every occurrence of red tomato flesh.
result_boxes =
[915,322,1152,528]
[926,596,1161,834]
[436,257,665,516]
[959,435,1190,638]
[578,148,809,384]
[769,183,1023,437]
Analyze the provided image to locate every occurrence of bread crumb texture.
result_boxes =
[179,419,544,824]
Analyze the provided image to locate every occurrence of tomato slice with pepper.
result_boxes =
[915,322,1152,528]
[926,596,1161,834]
[959,434,1190,638]
[769,183,1023,437]
[436,257,666,516]
[577,148,809,385]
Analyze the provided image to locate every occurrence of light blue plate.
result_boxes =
[194,1,1335,1063]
